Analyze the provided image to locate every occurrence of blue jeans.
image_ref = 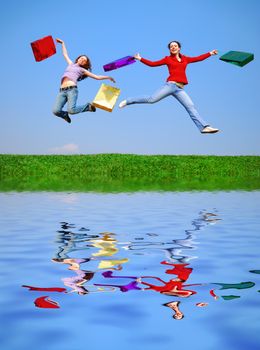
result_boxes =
[52,86,91,118]
[126,82,209,131]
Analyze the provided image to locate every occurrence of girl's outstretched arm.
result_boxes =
[134,52,167,67]
[84,70,115,83]
[56,38,73,65]
[186,50,218,63]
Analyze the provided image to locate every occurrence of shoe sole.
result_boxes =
[201,130,220,134]
[119,101,127,108]
[59,115,71,123]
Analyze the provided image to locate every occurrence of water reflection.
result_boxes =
[22,211,259,316]
[162,301,184,320]
[34,296,61,309]
[94,271,142,292]
[123,211,221,263]
[141,262,198,297]
[52,258,94,295]
[163,211,221,263]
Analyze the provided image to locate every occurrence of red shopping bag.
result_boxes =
[30,35,56,62]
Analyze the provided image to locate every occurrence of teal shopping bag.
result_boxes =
[219,51,254,67]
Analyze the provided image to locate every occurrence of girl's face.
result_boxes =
[77,56,88,66]
[169,42,181,55]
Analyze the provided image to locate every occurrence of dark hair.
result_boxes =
[168,41,181,49]
[75,55,92,81]
[173,313,184,320]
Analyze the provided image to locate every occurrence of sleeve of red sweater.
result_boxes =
[185,52,211,63]
[140,57,167,67]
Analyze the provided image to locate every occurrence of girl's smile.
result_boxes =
[169,42,180,55]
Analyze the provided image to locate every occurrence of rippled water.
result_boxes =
[0,191,259,350]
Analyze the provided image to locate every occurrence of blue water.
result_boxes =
[0,191,259,350]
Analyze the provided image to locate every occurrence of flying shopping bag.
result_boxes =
[92,84,121,112]
[30,35,56,62]
[219,51,254,67]
[103,56,136,72]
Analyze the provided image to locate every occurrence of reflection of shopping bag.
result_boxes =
[103,56,136,72]
[219,51,254,67]
[92,84,121,112]
[30,35,56,62]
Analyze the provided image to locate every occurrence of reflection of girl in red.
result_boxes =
[141,261,200,297]
[161,261,193,281]
[141,277,198,297]
[163,301,184,320]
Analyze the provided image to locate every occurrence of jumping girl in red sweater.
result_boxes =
[119,41,219,134]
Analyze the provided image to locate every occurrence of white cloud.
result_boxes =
[49,143,80,154]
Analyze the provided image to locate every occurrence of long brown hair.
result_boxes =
[75,55,92,80]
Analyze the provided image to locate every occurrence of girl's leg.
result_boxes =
[67,87,92,114]
[52,91,69,118]
[172,88,209,132]
[126,83,173,105]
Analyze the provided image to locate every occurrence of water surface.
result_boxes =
[0,191,259,350]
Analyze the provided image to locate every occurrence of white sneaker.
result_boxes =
[119,100,127,108]
[201,126,219,134]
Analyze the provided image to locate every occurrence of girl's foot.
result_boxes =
[201,126,219,134]
[119,100,127,108]
[89,104,96,112]
[61,113,71,123]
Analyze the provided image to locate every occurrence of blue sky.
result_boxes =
[0,0,259,155]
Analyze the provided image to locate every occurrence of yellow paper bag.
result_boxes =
[92,83,121,112]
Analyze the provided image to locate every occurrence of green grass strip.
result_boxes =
[0,154,260,192]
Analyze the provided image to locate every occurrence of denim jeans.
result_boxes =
[52,86,91,118]
[126,82,209,131]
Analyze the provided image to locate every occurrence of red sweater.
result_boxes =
[140,52,211,85]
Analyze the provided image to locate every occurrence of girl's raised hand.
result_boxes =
[56,38,64,44]
[210,49,218,55]
[134,53,142,60]
[109,77,116,83]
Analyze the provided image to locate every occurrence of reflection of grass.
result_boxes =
[0,154,260,192]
